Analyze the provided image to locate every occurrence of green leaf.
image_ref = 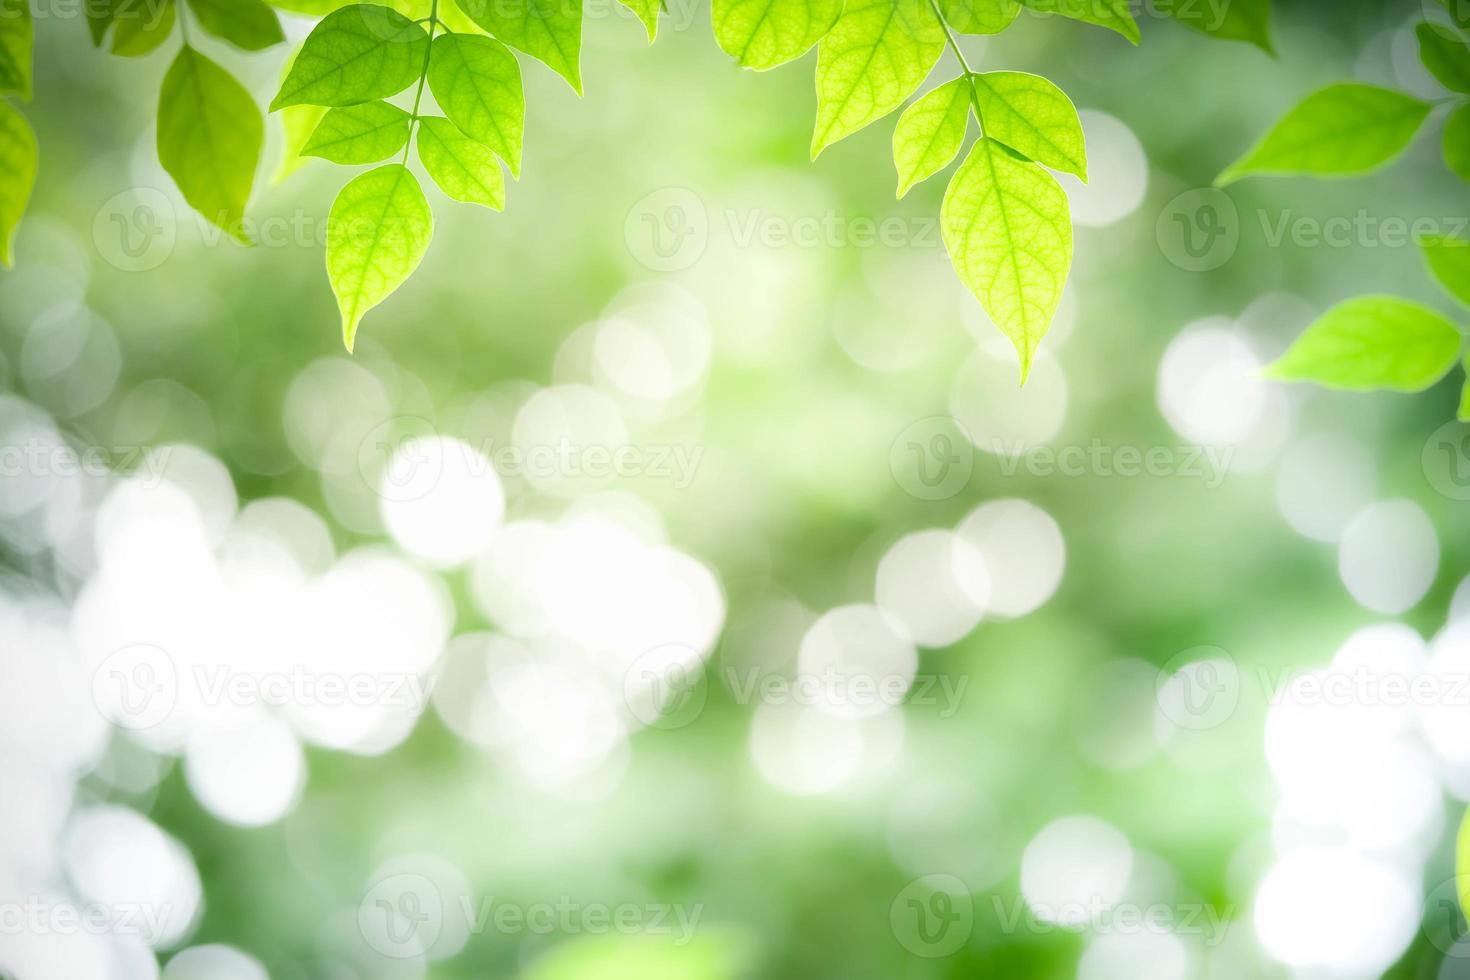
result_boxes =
[0,0,32,100]
[1446,103,1470,182]
[1421,235,1470,309]
[187,0,285,51]
[427,33,524,178]
[417,115,505,210]
[712,0,842,71]
[969,70,1086,179]
[1443,0,1470,32]
[1015,0,1138,44]
[1217,84,1431,185]
[327,163,433,351]
[112,0,176,57]
[303,101,411,164]
[1156,0,1271,52]
[1263,296,1463,392]
[937,0,1018,34]
[1458,808,1470,921]
[942,137,1072,382]
[892,77,969,198]
[87,0,120,46]
[158,45,263,243]
[271,45,327,183]
[810,0,944,159]
[1420,23,1470,94]
[455,0,583,95]
[617,0,660,42]
[271,4,429,110]
[0,100,36,267]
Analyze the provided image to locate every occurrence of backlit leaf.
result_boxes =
[617,0,660,42]
[1263,296,1463,392]
[427,33,524,177]
[713,0,841,71]
[810,0,943,158]
[937,0,1018,34]
[303,100,411,164]
[455,0,583,94]
[969,70,1086,179]
[271,4,429,110]
[1217,84,1430,184]
[892,77,969,198]
[158,45,263,242]
[417,115,505,210]
[327,163,433,351]
[942,137,1072,382]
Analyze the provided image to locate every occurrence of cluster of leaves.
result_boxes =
[715,0,1270,380]
[1220,1,1470,414]
[0,0,1271,361]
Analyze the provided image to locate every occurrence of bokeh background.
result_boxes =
[6,0,1470,977]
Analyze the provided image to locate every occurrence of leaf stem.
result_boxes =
[926,0,983,126]
[403,0,440,165]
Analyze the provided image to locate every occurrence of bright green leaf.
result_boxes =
[1217,84,1431,185]
[271,4,429,110]
[187,0,285,51]
[1156,0,1271,52]
[1015,0,1138,44]
[417,115,505,210]
[1421,235,1470,309]
[0,0,32,100]
[271,0,486,33]
[327,162,433,351]
[892,77,969,198]
[0,100,36,266]
[1446,103,1470,182]
[1457,809,1470,925]
[427,33,524,178]
[617,0,659,42]
[712,0,841,71]
[272,45,327,183]
[1263,295,1463,392]
[942,137,1072,383]
[158,45,263,243]
[112,0,176,57]
[937,0,1018,34]
[303,101,411,164]
[810,0,944,159]
[1420,22,1470,94]
[969,70,1086,179]
[455,0,583,94]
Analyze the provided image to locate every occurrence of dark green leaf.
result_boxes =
[187,0,285,51]
[0,0,32,100]
[0,100,36,266]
